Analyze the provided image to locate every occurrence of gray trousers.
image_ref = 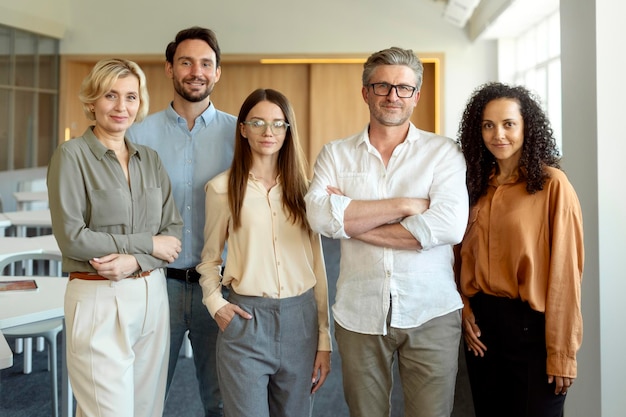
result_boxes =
[217,289,318,417]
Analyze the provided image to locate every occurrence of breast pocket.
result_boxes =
[90,188,130,227]
[338,171,371,199]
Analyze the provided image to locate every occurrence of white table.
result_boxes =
[0,277,66,328]
[0,276,72,417]
[0,235,60,259]
[1,209,52,236]
[13,191,49,211]
[0,234,62,360]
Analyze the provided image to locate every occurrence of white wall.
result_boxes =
[0,2,67,38]
[561,0,626,416]
[2,0,496,139]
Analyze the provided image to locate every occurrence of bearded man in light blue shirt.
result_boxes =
[127,27,235,417]
[305,47,468,417]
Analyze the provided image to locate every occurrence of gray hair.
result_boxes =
[362,47,424,90]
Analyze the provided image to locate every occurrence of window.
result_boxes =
[498,10,562,149]
[0,25,59,171]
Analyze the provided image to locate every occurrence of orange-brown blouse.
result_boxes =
[459,166,584,378]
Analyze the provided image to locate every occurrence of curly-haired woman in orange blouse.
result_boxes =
[456,82,584,417]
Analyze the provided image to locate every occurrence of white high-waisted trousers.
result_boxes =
[64,269,170,417]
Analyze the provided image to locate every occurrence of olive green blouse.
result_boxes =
[47,127,182,274]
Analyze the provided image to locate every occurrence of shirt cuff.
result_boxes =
[328,194,352,239]
[400,214,434,250]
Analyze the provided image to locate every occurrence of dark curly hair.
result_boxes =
[456,82,561,206]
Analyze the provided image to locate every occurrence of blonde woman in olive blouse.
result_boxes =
[456,82,584,417]
[197,88,331,417]
[47,59,182,417]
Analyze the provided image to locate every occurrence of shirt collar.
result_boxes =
[487,166,523,186]
[165,101,217,127]
[83,126,142,160]
[248,172,283,183]
[356,122,420,149]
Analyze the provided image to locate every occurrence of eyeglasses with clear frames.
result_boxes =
[242,119,290,135]
[368,83,418,98]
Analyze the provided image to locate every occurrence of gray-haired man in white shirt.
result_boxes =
[304,47,468,417]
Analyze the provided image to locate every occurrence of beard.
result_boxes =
[370,102,413,127]
[173,77,213,103]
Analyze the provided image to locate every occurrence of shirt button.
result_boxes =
[186,206,191,210]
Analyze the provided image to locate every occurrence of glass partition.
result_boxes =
[0,25,59,171]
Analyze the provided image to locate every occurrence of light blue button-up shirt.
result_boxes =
[127,102,236,269]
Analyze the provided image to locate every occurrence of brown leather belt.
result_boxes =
[69,270,153,281]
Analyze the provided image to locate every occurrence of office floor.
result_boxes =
[0,237,476,417]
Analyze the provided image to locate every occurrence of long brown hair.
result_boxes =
[228,88,310,231]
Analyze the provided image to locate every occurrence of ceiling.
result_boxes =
[437,0,560,40]
[476,0,560,39]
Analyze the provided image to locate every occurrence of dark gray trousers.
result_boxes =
[217,289,318,417]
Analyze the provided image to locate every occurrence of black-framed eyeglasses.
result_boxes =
[368,83,418,98]
[242,119,290,135]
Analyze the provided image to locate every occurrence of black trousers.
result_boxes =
[465,293,566,417]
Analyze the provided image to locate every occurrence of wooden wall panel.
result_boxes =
[211,63,311,168]
[59,55,442,174]
[414,62,437,133]
[309,64,369,169]
[142,63,171,114]
[59,59,92,141]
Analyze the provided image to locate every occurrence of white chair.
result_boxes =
[0,252,64,417]
[17,178,48,211]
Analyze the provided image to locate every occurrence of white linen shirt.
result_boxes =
[304,123,468,335]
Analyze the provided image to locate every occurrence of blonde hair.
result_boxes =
[79,58,149,122]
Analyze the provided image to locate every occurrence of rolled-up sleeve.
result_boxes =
[400,141,468,250]
[305,145,352,239]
